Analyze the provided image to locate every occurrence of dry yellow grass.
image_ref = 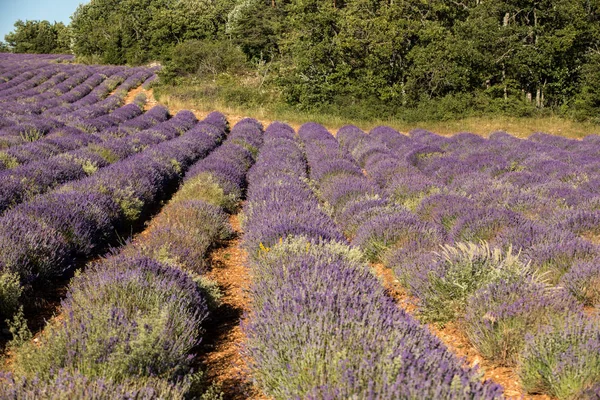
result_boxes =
[156,91,599,139]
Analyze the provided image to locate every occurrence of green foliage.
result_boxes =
[160,39,247,83]
[172,173,239,212]
[19,128,43,143]
[186,370,224,400]
[4,20,71,54]
[0,271,23,323]
[573,49,600,123]
[0,152,19,169]
[418,242,530,324]
[463,280,577,366]
[6,306,32,348]
[58,0,600,119]
[193,275,223,312]
[70,0,236,65]
[130,199,233,273]
[227,0,283,61]
[519,316,600,399]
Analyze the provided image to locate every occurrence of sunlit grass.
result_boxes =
[154,84,599,139]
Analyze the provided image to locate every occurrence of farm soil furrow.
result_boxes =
[369,262,552,400]
[198,213,269,400]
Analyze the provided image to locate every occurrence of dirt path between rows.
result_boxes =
[370,263,552,400]
[199,213,268,400]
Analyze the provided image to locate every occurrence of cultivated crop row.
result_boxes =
[1,117,264,398]
[241,122,504,399]
[0,111,227,328]
[329,124,600,398]
[1,54,156,151]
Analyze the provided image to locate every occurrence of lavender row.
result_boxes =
[0,70,127,148]
[18,68,119,113]
[0,67,123,114]
[0,66,78,102]
[2,118,263,397]
[0,65,70,99]
[49,68,153,119]
[336,124,600,398]
[0,62,74,94]
[0,55,73,84]
[0,112,226,327]
[136,116,263,273]
[181,116,264,212]
[0,75,146,151]
[0,65,121,104]
[0,106,188,214]
[0,60,155,151]
[0,104,168,172]
[241,122,502,399]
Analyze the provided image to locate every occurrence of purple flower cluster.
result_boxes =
[0,110,198,214]
[0,113,225,310]
[184,117,263,209]
[242,121,503,398]
[331,123,600,396]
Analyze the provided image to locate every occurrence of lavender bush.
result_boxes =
[408,242,530,324]
[13,255,209,383]
[463,278,580,366]
[560,260,600,307]
[519,314,600,399]
[0,371,189,400]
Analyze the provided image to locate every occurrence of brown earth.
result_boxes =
[370,263,552,400]
[122,85,144,106]
[197,213,269,400]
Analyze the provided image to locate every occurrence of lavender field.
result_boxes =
[0,54,599,399]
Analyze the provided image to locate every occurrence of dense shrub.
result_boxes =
[520,315,600,399]
[13,255,208,383]
[463,279,579,366]
[161,40,247,83]
[409,242,530,324]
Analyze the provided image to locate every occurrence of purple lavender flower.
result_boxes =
[520,313,600,399]
[464,278,580,366]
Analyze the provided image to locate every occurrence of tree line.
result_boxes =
[2,0,600,121]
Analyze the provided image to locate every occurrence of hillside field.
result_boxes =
[0,54,599,400]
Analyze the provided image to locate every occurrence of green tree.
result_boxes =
[71,0,236,65]
[4,20,71,54]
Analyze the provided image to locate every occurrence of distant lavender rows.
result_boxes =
[334,125,600,299]
[0,110,229,326]
[0,54,157,150]
[241,122,503,399]
[1,117,266,398]
[298,122,600,399]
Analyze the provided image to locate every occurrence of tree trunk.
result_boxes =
[502,64,507,100]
